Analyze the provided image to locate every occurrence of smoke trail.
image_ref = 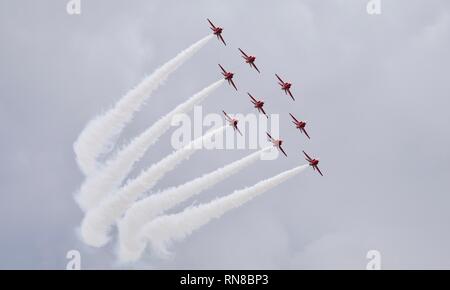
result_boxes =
[76,79,225,211]
[117,146,272,262]
[80,126,226,247]
[140,164,309,257]
[74,35,214,176]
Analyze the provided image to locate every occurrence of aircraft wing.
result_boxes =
[251,63,260,73]
[218,34,226,46]
[260,107,268,118]
[218,64,226,73]
[275,74,284,83]
[235,126,243,136]
[302,128,311,139]
[207,18,216,29]
[266,132,273,141]
[238,48,248,57]
[279,146,288,157]
[303,150,312,161]
[316,166,323,176]
[287,89,295,101]
[222,111,231,121]
[289,113,299,123]
[248,93,257,103]
[229,79,238,91]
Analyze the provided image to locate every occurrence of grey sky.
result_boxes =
[0,0,449,269]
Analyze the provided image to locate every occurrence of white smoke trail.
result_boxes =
[75,79,225,212]
[74,35,214,176]
[140,164,309,257]
[80,126,226,247]
[117,146,272,262]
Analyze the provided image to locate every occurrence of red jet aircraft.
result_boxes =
[303,151,323,176]
[290,113,310,139]
[248,93,268,118]
[267,132,287,157]
[207,18,226,45]
[238,48,260,73]
[219,64,237,91]
[275,74,294,101]
[223,111,242,136]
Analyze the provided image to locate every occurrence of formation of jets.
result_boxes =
[208,19,323,176]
